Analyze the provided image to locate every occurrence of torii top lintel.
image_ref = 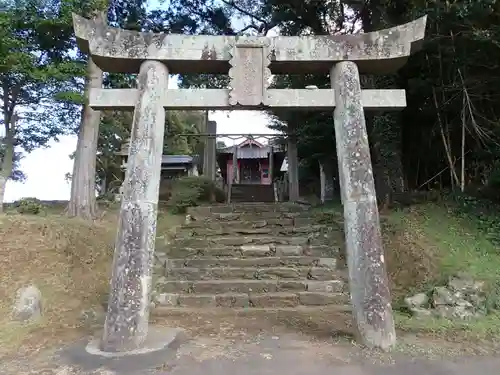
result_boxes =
[72,14,427,75]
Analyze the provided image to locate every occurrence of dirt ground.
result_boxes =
[2,308,500,375]
[1,203,500,374]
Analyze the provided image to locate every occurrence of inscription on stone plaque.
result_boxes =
[228,42,271,106]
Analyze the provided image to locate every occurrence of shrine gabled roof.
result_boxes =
[72,14,427,75]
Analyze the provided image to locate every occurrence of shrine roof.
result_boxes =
[73,14,427,75]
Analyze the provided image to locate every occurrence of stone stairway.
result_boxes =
[230,183,275,202]
[152,202,349,312]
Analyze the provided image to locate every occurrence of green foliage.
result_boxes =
[0,0,87,185]
[164,110,206,155]
[13,197,44,215]
[149,0,500,199]
[449,193,500,247]
[167,176,225,214]
[168,186,203,214]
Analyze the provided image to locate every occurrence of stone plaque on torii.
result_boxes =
[73,14,427,354]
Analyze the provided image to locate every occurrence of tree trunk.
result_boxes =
[0,113,17,213]
[0,134,14,213]
[67,55,103,219]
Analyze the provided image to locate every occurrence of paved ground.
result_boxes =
[161,333,500,375]
[3,331,500,375]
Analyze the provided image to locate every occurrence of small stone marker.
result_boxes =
[12,284,42,322]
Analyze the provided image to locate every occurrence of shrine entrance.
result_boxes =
[240,160,260,184]
[73,13,427,353]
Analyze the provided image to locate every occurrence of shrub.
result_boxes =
[14,197,44,215]
[167,176,225,213]
[168,186,203,214]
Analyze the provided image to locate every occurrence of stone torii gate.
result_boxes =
[73,14,427,353]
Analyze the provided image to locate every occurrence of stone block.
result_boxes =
[231,257,282,267]
[256,267,304,279]
[307,245,340,257]
[216,293,250,308]
[308,267,339,280]
[166,246,202,257]
[298,292,347,306]
[317,258,337,268]
[160,281,193,293]
[287,237,310,246]
[202,247,240,257]
[241,245,272,257]
[275,245,303,256]
[154,293,179,306]
[214,213,240,221]
[166,267,207,280]
[277,280,307,292]
[279,256,319,266]
[249,293,300,308]
[191,280,277,294]
[178,294,216,307]
[232,227,273,235]
[210,267,258,279]
[265,218,293,226]
[12,284,42,322]
[168,259,188,267]
[294,217,315,226]
[307,280,345,293]
[215,236,253,246]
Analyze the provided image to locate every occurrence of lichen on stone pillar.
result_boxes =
[331,61,396,350]
[100,60,169,353]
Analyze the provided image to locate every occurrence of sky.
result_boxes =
[4,1,276,203]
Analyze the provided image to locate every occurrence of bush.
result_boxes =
[14,197,44,215]
[167,176,225,214]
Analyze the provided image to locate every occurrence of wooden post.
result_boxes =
[319,161,326,203]
[269,145,274,182]
[232,145,238,184]
[287,132,299,202]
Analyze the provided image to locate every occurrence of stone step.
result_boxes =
[230,184,275,203]
[163,256,337,268]
[175,224,325,238]
[155,279,345,294]
[162,266,342,281]
[184,216,317,229]
[188,203,310,215]
[169,235,330,248]
[152,304,351,316]
[153,291,348,308]
[162,244,340,258]
[187,210,311,222]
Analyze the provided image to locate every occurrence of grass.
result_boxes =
[0,204,183,360]
[386,204,500,340]
[316,201,500,341]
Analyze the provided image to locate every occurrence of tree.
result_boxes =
[67,0,148,219]
[0,0,84,212]
[67,1,107,219]
[93,108,205,197]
